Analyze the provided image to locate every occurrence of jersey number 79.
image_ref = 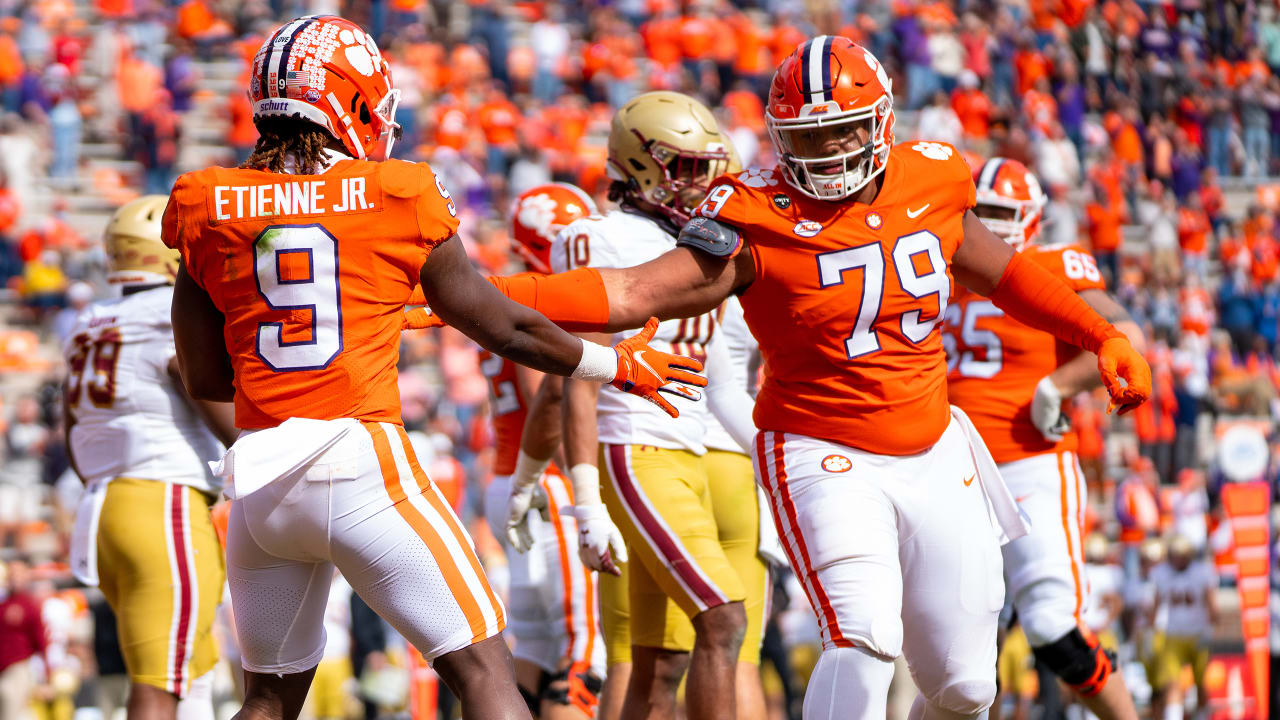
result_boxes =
[816,230,949,358]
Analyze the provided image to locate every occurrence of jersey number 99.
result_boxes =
[254,224,343,372]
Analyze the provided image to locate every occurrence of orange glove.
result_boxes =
[1097,337,1151,415]
[611,317,707,418]
[402,306,444,331]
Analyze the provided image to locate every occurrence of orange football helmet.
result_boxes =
[766,36,895,200]
[973,157,1046,250]
[510,183,597,274]
[250,15,400,161]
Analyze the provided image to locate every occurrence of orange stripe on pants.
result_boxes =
[1057,452,1084,623]
[546,475,596,665]
[362,421,490,640]
[393,425,506,633]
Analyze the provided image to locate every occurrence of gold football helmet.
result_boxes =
[606,91,741,226]
[104,195,179,287]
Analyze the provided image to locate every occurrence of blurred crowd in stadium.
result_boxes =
[0,0,1279,719]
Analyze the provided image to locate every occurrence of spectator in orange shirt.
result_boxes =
[1251,227,1280,287]
[1200,167,1226,234]
[1021,76,1057,136]
[477,84,521,174]
[951,70,991,145]
[727,10,769,95]
[1178,192,1211,280]
[1085,185,1124,287]
[0,24,21,114]
[1013,39,1049,98]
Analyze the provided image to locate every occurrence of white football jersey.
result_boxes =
[703,296,759,454]
[64,286,223,492]
[1150,560,1216,638]
[1080,562,1123,633]
[552,209,715,454]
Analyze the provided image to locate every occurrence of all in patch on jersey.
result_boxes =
[793,220,823,238]
[773,194,791,209]
[821,454,852,473]
[865,211,883,230]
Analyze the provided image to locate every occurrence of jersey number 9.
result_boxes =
[254,224,343,372]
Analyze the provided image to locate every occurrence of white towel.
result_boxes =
[212,417,357,499]
[950,405,1030,546]
[70,477,109,586]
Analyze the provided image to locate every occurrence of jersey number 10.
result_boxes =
[254,224,343,372]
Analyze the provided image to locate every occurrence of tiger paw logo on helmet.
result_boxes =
[250,15,401,161]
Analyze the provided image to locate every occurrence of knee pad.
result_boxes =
[931,679,997,717]
[1031,627,1114,697]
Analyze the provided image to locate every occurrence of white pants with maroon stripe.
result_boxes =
[226,421,505,674]
[484,472,604,675]
[754,418,1005,719]
[998,450,1087,647]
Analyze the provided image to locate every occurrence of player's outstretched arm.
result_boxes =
[407,245,748,334]
[420,237,706,415]
[1031,290,1145,440]
[951,211,1151,414]
[172,264,235,403]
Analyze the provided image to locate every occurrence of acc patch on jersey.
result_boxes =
[793,220,823,238]
[821,454,852,473]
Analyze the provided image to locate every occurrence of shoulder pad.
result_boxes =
[379,159,428,198]
[677,217,743,259]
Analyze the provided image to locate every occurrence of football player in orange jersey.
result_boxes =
[479,183,605,718]
[163,16,704,720]
[412,36,1152,720]
[944,158,1143,720]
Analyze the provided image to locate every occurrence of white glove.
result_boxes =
[569,503,627,575]
[505,450,550,553]
[1030,376,1069,442]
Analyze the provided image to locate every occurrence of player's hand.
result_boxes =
[611,317,707,418]
[1097,337,1151,415]
[570,503,626,576]
[402,306,445,331]
[505,481,539,552]
[1030,376,1069,442]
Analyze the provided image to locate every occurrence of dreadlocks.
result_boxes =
[242,116,334,175]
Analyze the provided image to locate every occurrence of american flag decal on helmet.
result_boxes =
[800,35,834,106]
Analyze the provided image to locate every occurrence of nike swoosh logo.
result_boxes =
[964,474,975,487]
[633,350,660,381]
[907,203,930,218]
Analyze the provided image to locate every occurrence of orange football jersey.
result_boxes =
[944,243,1107,464]
[163,157,459,429]
[696,142,975,456]
[479,351,528,476]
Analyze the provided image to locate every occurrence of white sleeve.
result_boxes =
[705,331,757,453]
